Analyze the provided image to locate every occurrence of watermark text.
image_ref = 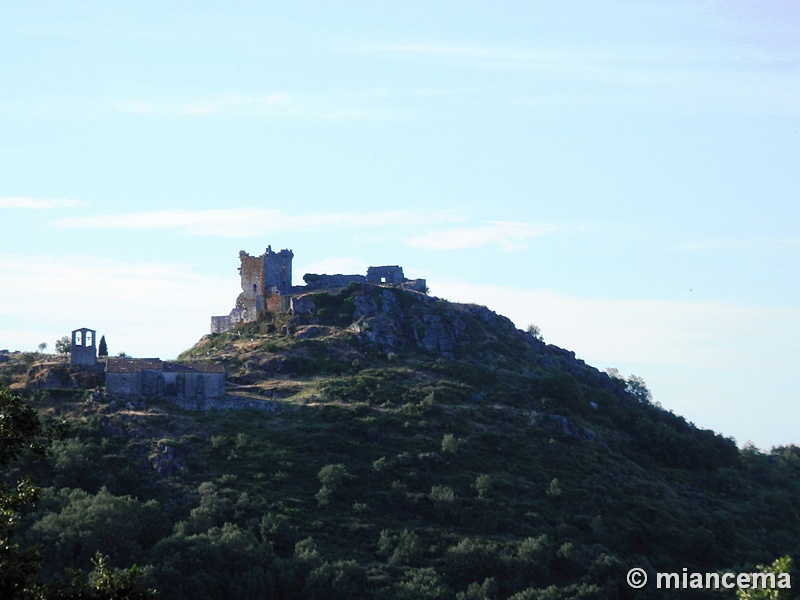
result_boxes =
[627,567,791,591]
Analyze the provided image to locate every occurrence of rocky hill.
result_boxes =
[3,283,800,599]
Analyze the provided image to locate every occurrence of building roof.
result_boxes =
[163,361,226,373]
[105,358,225,374]
[105,358,163,373]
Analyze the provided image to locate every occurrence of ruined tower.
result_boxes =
[211,246,294,333]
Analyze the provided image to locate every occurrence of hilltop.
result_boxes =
[3,283,799,599]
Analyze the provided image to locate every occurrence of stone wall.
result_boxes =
[265,290,290,313]
[105,358,225,400]
[161,370,226,400]
[302,273,366,290]
[290,294,317,315]
[106,371,143,396]
[401,278,427,293]
[366,265,405,284]
[210,315,232,334]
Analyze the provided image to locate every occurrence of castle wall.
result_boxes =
[367,266,405,284]
[402,278,427,293]
[302,274,366,290]
[210,316,232,334]
[290,294,316,315]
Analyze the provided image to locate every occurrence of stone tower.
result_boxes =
[211,246,294,333]
[71,327,97,367]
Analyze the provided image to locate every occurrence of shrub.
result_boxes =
[377,529,424,566]
[546,478,563,498]
[441,433,461,454]
[474,474,493,499]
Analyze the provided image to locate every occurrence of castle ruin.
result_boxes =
[210,245,426,333]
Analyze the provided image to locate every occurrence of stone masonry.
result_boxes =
[105,358,226,400]
[71,327,97,367]
[211,246,294,333]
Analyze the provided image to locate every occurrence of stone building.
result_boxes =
[70,327,97,367]
[105,358,226,400]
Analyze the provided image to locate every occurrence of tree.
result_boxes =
[736,556,793,599]
[316,464,350,506]
[526,324,543,341]
[441,433,461,454]
[0,388,152,599]
[474,474,493,499]
[97,336,108,358]
[0,387,63,598]
[626,375,653,404]
[37,342,47,353]
[86,552,156,599]
[378,529,423,566]
[30,487,165,572]
[55,336,71,355]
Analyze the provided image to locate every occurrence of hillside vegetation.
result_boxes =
[2,284,799,599]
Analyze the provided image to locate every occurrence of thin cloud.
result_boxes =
[50,208,459,238]
[373,40,795,73]
[116,91,413,121]
[686,237,800,251]
[363,40,800,115]
[0,196,87,210]
[0,253,235,359]
[117,93,291,117]
[406,221,556,251]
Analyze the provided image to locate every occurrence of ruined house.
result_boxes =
[105,358,226,400]
[211,245,426,333]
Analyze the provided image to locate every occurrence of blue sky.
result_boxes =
[2,1,798,449]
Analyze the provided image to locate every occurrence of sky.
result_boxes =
[1,1,798,449]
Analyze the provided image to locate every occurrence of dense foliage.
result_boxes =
[2,290,799,598]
